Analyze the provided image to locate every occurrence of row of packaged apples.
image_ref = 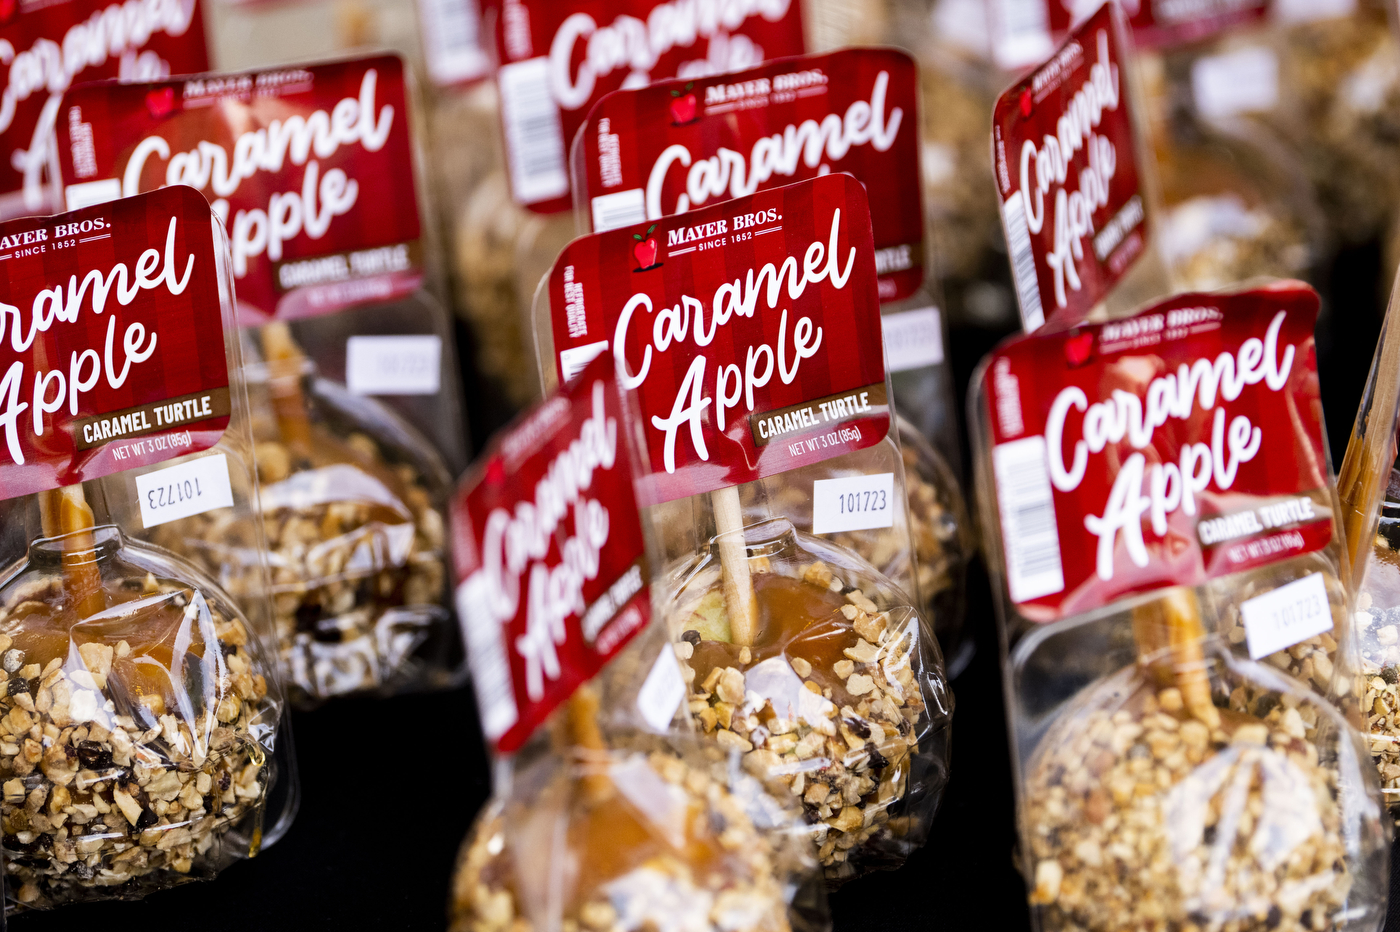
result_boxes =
[3,0,1400,929]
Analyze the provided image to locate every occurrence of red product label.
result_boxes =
[451,352,650,754]
[55,55,422,325]
[549,174,888,505]
[992,4,1147,333]
[492,0,806,214]
[982,283,1332,622]
[991,0,1268,70]
[0,185,229,499]
[0,0,208,221]
[577,48,924,303]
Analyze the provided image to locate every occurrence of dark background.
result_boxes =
[11,244,1397,930]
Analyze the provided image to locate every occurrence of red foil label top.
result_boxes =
[991,0,1269,71]
[0,186,229,499]
[992,3,1148,332]
[451,353,650,754]
[982,283,1332,622]
[549,174,888,505]
[0,0,208,220]
[56,55,423,324]
[492,0,806,215]
[577,48,924,303]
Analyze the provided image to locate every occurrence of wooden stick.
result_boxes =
[1133,587,1219,729]
[1339,262,1400,586]
[710,486,757,647]
[565,687,613,805]
[38,485,106,620]
[259,322,313,448]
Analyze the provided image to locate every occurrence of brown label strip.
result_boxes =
[72,387,232,451]
[750,382,888,448]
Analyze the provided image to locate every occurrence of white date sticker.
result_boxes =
[346,335,442,395]
[1240,572,1333,660]
[637,647,686,732]
[135,453,234,529]
[811,472,895,535]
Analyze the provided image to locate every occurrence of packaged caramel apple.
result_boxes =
[536,175,953,882]
[54,55,467,704]
[0,187,292,910]
[0,0,209,221]
[971,283,1388,930]
[1338,266,1400,818]
[448,353,826,932]
[1131,21,1329,295]
[565,48,976,670]
[991,2,1171,332]
[452,0,809,411]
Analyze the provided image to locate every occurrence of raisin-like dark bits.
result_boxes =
[1383,666,1399,685]
[219,772,231,791]
[867,747,888,772]
[682,630,701,646]
[1266,905,1282,929]
[7,677,28,696]
[76,741,113,770]
[845,718,870,739]
[135,808,158,831]
[1253,693,1280,716]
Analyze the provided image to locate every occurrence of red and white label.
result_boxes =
[982,283,1333,622]
[992,4,1147,332]
[549,173,888,505]
[56,55,423,325]
[0,186,229,500]
[491,0,806,214]
[989,0,1268,71]
[0,0,208,221]
[450,352,650,754]
[577,48,925,302]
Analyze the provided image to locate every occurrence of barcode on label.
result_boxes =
[559,341,609,383]
[457,575,519,741]
[993,436,1064,603]
[637,647,686,732]
[499,58,569,205]
[1239,572,1333,660]
[135,453,235,529]
[882,306,944,371]
[419,0,490,86]
[591,189,647,232]
[991,0,1053,69]
[1191,47,1279,121]
[1002,191,1046,332]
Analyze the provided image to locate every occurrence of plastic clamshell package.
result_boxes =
[0,187,293,910]
[447,354,827,932]
[970,283,1389,930]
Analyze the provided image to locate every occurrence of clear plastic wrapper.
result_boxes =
[753,419,974,676]
[1136,39,1329,293]
[57,55,469,703]
[666,517,951,879]
[536,175,954,881]
[0,188,293,910]
[448,355,827,932]
[971,284,1387,929]
[1338,266,1400,818]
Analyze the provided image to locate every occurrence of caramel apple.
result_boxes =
[669,520,950,881]
[0,502,274,908]
[1023,588,1361,932]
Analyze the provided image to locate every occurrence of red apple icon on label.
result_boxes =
[670,83,698,125]
[1064,330,1094,367]
[633,223,660,271]
[146,87,177,119]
